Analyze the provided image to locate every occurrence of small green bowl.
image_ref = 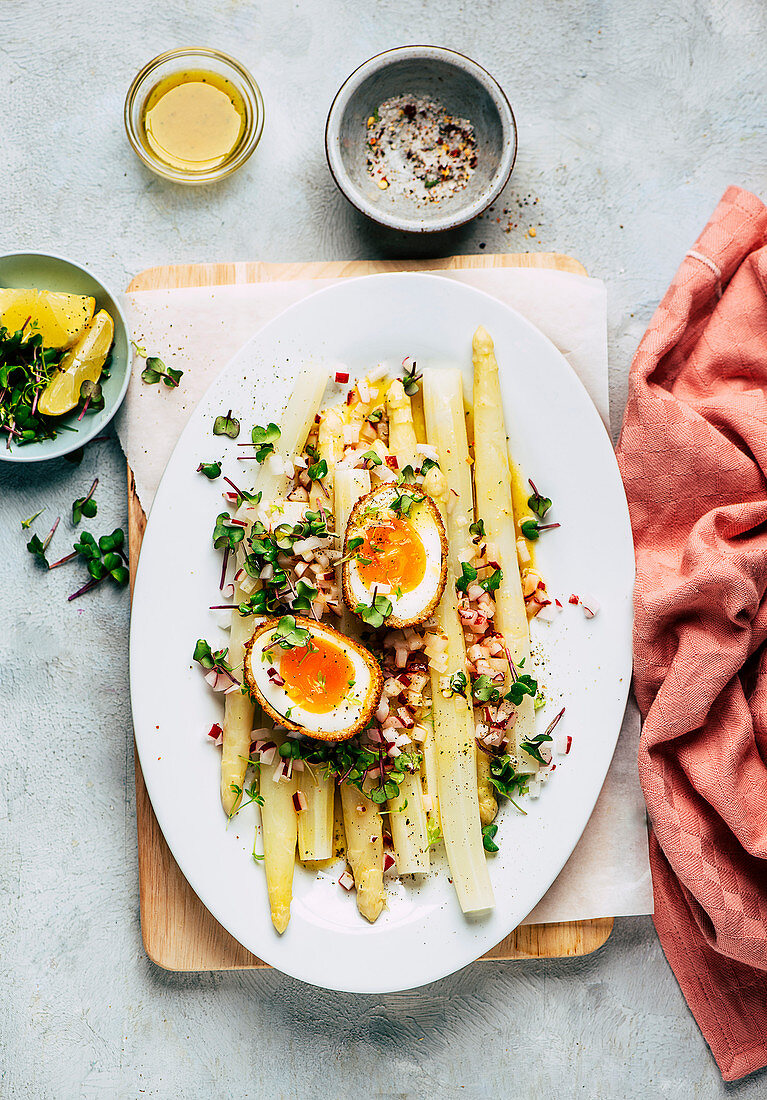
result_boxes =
[0,252,131,463]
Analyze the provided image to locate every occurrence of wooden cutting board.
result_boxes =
[127,252,614,970]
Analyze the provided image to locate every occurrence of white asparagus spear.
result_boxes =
[335,467,387,917]
[472,327,535,764]
[298,401,345,860]
[422,366,496,825]
[339,778,385,923]
[422,369,494,913]
[383,379,430,874]
[258,731,299,934]
[221,365,329,816]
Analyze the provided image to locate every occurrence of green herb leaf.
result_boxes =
[26,532,49,566]
[426,818,443,848]
[456,561,478,595]
[469,518,485,541]
[520,519,541,541]
[307,458,328,481]
[505,674,538,707]
[212,511,245,551]
[402,359,422,397]
[268,614,311,651]
[162,365,183,388]
[520,733,552,765]
[482,823,499,853]
[481,566,503,594]
[197,460,222,479]
[366,407,384,424]
[419,457,439,476]
[527,479,552,519]
[355,590,393,629]
[447,670,468,698]
[362,449,382,468]
[472,674,501,704]
[251,422,281,462]
[213,410,240,439]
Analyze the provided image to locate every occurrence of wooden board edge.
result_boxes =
[126,252,587,294]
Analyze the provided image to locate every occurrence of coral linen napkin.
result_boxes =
[617,186,767,1081]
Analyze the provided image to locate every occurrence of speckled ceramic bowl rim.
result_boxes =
[124,47,265,185]
[0,250,131,464]
[325,45,517,233]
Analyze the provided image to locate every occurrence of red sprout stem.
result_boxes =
[68,577,103,601]
[223,476,251,500]
[77,396,91,421]
[537,523,561,532]
[543,707,566,738]
[42,516,61,552]
[49,550,78,570]
[220,546,229,591]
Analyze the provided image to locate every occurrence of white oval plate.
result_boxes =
[130,273,633,993]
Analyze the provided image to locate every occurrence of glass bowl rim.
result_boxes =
[124,47,265,184]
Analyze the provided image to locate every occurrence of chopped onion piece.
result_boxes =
[581,593,600,619]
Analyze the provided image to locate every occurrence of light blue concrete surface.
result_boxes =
[1,1,766,1096]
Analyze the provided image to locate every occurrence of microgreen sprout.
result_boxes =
[456,561,503,595]
[26,515,60,566]
[67,528,129,599]
[21,507,45,530]
[505,673,538,707]
[469,518,485,542]
[77,380,103,419]
[250,422,281,462]
[482,823,499,853]
[390,487,423,517]
[193,638,233,673]
[419,457,439,476]
[222,477,261,506]
[520,518,561,541]
[366,407,384,424]
[447,670,468,698]
[197,460,221,479]
[141,357,183,388]
[212,512,245,551]
[362,449,382,468]
[355,588,392,628]
[307,458,328,482]
[401,358,422,396]
[267,615,311,651]
[527,479,552,520]
[213,410,240,439]
[72,478,98,525]
[427,818,443,848]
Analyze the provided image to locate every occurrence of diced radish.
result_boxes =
[335,371,350,384]
[569,594,580,605]
[207,723,223,746]
[581,593,600,619]
[338,870,355,891]
[383,853,396,873]
[385,455,399,470]
[292,790,308,812]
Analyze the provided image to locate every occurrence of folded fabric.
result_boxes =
[617,185,767,1081]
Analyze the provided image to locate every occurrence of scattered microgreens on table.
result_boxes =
[72,478,98,524]
[133,342,183,389]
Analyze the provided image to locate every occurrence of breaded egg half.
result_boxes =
[342,483,448,629]
[243,615,383,742]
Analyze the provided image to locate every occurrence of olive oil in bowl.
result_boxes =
[141,70,246,173]
[124,48,264,184]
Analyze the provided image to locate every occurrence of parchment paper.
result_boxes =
[119,266,652,926]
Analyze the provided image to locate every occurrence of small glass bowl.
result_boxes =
[124,47,264,184]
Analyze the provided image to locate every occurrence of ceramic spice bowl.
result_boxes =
[325,45,517,233]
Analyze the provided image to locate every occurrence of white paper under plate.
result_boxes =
[130,272,638,992]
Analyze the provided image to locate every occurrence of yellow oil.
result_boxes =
[141,69,246,172]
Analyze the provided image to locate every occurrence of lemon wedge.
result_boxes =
[0,288,95,350]
[38,309,114,417]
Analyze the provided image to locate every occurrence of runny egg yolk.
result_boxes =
[358,516,426,594]
[279,637,354,714]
